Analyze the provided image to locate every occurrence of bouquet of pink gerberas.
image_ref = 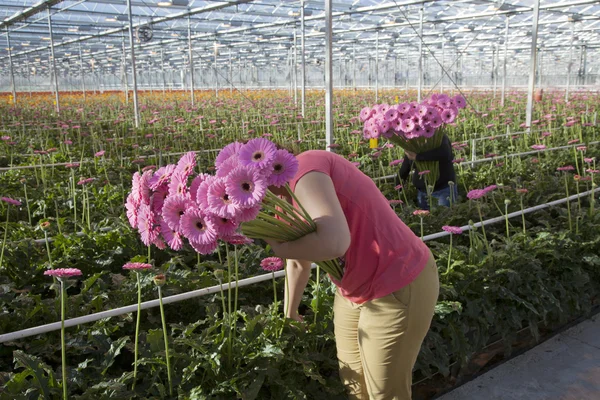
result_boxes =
[125,138,343,281]
[359,93,466,189]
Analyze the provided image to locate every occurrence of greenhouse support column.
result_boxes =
[293,31,298,105]
[565,26,574,103]
[126,0,140,128]
[501,16,509,107]
[6,28,16,105]
[300,0,306,117]
[581,45,587,86]
[375,30,379,102]
[121,38,129,104]
[25,57,32,98]
[229,50,233,94]
[324,0,333,151]
[440,39,444,93]
[160,48,166,95]
[525,0,540,132]
[352,43,356,90]
[214,44,219,98]
[187,15,195,106]
[492,45,498,97]
[47,7,60,113]
[417,7,423,102]
[78,43,86,101]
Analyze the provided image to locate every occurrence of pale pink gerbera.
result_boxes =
[454,95,466,109]
[168,171,189,197]
[216,155,240,178]
[189,239,218,255]
[467,189,487,200]
[123,262,152,270]
[139,170,154,204]
[196,175,216,209]
[223,233,254,245]
[162,193,190,232]
[44,268,82,278]
[359,106,374,122]
[175,151,196,178]
[95,150,105,157]
[150,187,169,215]
[557,165,575,172]
[236,204,261,222]
[213,216,239,237]
[440,108,456,124]
[261,257,283,272]
[531,144,546,151]
[137,203,159,246]
[1,197,21,206]
[215,142,244,168]
[207,178,239,219]
[190,173,210,203]
[125,192,140,228]
[238,138,277,171]
[180,208,217,245]
[442,225,463,235]
[149,164,175,191]
[226,167,267,208]
[267,150,299,188]
[400,118,415,133]
[160,218,183,251]
[130,172,143,203]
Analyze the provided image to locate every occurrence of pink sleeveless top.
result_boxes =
[290,150,430,304]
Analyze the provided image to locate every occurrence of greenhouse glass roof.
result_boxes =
[0,0,599,76]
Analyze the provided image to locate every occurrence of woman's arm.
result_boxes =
[266,171,351,262]
[398,155,412,181]
[284,259,312,320]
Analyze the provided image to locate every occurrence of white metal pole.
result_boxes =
[47,7,60,113]
[121,37,129,104]
[440,38,445,93]
[353,42,356,91]
[325,0,333,150]
[375,30,379,102]
[417,7,423,102]
[501,17,509,107]
[214,43,219,98]
[229,50,233,94]
[78,43,86,101]
[293,31,298,105]
[6,28,17,105]
[126,0,140,128]
[300,0,306,117]
[160,48,166,95]
[565,26,574,103]
[493,44,498,97]
[188,15,195,106]
[525,0,540,132]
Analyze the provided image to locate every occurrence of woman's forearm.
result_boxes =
[284,259,312,318]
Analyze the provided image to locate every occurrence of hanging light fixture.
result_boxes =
[157,0,188,6]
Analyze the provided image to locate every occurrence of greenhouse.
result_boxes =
[0,0,599,399]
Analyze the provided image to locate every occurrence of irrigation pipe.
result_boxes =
[2,187,598,344]
[372,140,600,182]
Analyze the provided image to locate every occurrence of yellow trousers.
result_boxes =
[333,254,439,400]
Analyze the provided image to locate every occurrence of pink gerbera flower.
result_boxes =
[453,95,466,109]
[137,203,159,246]
[162,193,190,232]
[222,233,254,245]
[216,155,240,178]
[160,218,183,251]
[531,144,546,150]
[189,239,218,255]
[196,176,216,209]
[359,107,374,122]
[175,151,196,178]
[267,150,299,187]
[213,216,239,237]
[149,164,175,191]
[1,197,21,206]
[215,141,244,168]
[238,138,276,171]
[180,208,217,245]
[226,167,267,208]
[150,187,169,215]
[44,268,83,278]
[207,178,239,219]
[400,118,415,133]
[440,108,456,124]
[95,150,105,157]
[236,204,261,222]
[125,193,140,228]
[260,257,283,272]
[467,189,487,200]
[190,173,210,203]
[168,171,189,197]
[442,225,463,235]
[123,262,152,270]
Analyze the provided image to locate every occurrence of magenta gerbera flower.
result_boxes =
[266,150,299,188]
[467,189,487,200]
[238,138,276,171]
[137,203,159,246]
[180,208,217,245]
[213,216,239,237]
[454,95,466,109]
[260,257,283,272]
[162,193,191,232]
[160,218,183,251]
[1,197,21,206]
[215,141,244,168]
[226,166,267,208]
[442,225,463,235]
[175,151,196,179]
[207,178,240,219]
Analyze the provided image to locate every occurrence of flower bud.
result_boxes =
[504,199,511,205]
[213,269,224,283]
[153,274,166,286]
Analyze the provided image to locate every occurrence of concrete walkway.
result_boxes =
[437,313,600,400]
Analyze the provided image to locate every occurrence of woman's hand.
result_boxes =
[405,150,417,161]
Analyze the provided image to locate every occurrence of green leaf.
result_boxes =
[12,350,54,399]
[102,336,130,375]
[147,329,165,353]
[241,371,265,400]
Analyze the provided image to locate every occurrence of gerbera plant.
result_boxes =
[358,93,466,190]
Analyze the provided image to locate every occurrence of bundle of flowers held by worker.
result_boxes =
[125,138,343,281]
[358,93,465,188]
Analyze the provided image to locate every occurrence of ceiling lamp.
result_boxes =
[158,0,188,6]
[105,15,128,22]
[68,27,79,32]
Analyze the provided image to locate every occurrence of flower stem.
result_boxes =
[314,265,320,325]
[419,217,424,240]
[157,286,172,396]
[23,183,32,226]
[272,272,277,305]
[60,279,67,400]
[0,206,9,273]
[132,272,141,390]
[520,196,526,235]
[564,174,572,232]
[505,202,510,239]
[444,235,453,275]
[476,202,490,253]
